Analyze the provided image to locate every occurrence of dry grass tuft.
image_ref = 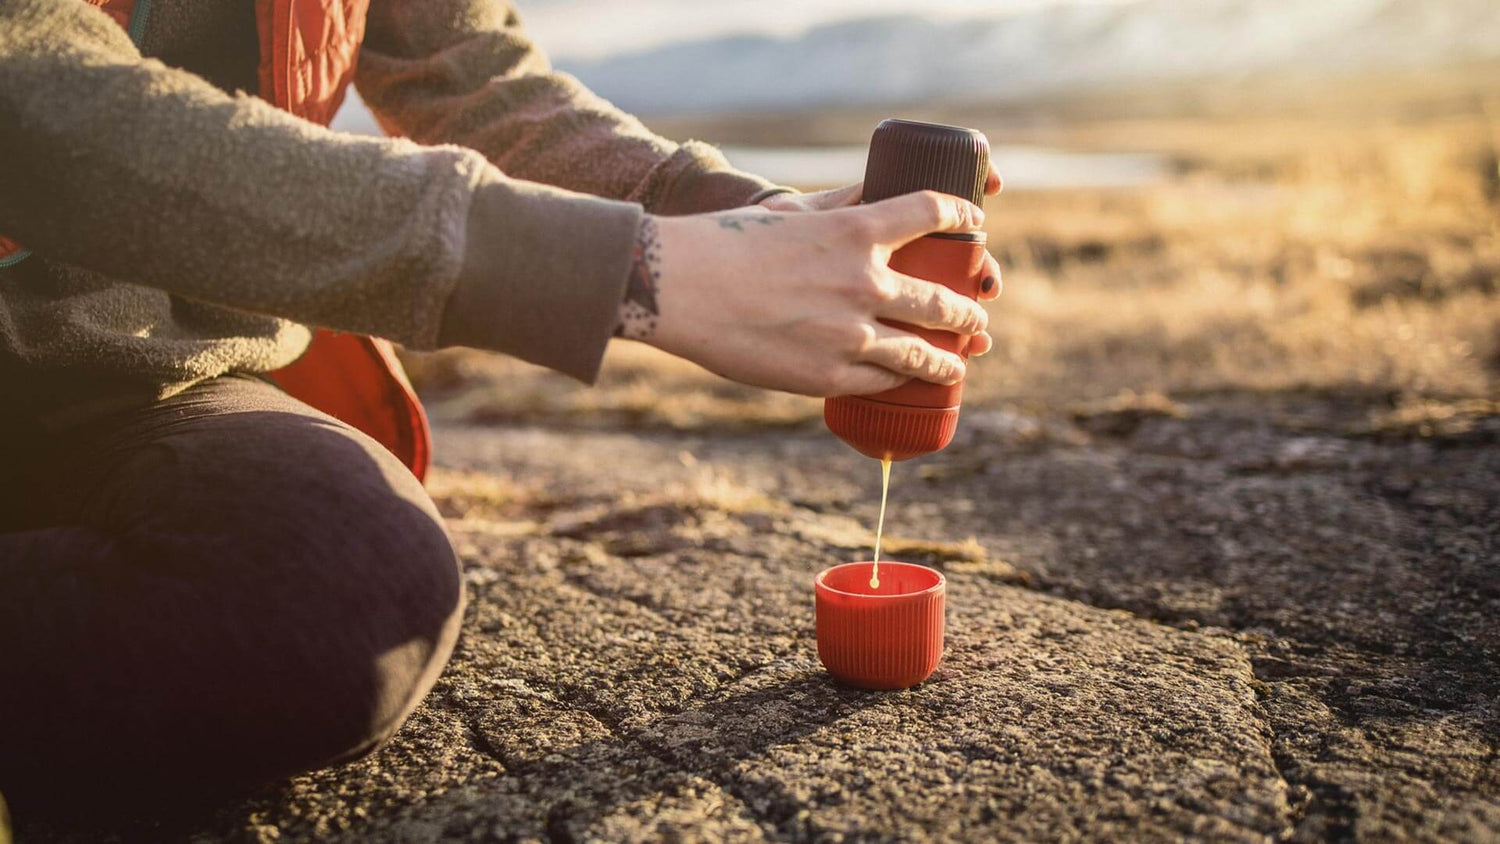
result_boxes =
[1070,390,1187,437]
[879,535,989,565]
[425,468,532,520]
[662,472,788,517]
[1358,398,1500,442]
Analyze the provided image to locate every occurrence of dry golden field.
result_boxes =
[403,102,1500,439]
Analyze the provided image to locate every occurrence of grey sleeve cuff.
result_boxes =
[632,140,790,215]
[746,186,799,206]
[438,167,642,383]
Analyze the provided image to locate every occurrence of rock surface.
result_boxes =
[18,398,1499,842]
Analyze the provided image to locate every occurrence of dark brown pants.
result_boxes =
[0,375,463,812]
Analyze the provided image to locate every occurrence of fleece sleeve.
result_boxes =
[0,0,642,381]
[356,0,791,216]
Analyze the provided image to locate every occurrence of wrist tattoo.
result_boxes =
[615,215,662,341]
[718,213,785,232]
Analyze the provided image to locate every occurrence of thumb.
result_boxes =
[864,190,985,249]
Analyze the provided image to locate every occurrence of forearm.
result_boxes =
[358,0,785,215]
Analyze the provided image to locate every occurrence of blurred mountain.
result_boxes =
[558,0,1500,114]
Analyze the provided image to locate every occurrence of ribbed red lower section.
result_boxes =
[824,396,959,462]
[815,562,945,690]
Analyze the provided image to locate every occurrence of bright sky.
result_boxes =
[520,0,1138,61]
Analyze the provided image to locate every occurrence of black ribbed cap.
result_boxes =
[862,119,990,207]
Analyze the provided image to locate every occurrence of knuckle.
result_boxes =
[936,354,962,382]
[965,301,989,333]
[943,358,962,383]
[831,321,875,358]
[931,292,957,327]
[918,191,948,223]
[934,289,982,332]
[901,342,928,374]
[897,279,930,316]
[815,373,842,397]
[856,268,894,306]
[825,367,864,397]
[840,213,878,244]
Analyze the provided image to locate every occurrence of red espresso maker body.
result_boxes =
[824,119,992,461]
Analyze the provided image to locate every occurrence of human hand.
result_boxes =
[621,191,995,397]
[757,167,1004,358]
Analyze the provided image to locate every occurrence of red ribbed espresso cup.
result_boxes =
[814,561,945,690]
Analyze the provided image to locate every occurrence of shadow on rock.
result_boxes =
[405,669,886,841]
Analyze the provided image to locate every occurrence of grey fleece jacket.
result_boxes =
[0,0,784,426]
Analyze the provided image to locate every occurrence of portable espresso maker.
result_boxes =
[824,118,992,462]
[814,119,990,691]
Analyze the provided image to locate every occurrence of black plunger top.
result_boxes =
[862,119,990,207]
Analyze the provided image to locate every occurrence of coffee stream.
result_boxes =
[871,457,892,589]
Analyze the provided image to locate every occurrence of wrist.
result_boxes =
[615,213,733,365]
[614,214,663,343]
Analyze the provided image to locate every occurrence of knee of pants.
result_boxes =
[167,413,470,780]
[356,503,467,743]
[270,488,467,776]
[3,472,465,810]
[2,386,471,810]
[3,506,464,813]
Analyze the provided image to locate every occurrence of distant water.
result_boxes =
[329,93,1166,191]
[720,145,1167,191]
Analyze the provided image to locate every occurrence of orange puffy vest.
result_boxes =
[1,0,432,482]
